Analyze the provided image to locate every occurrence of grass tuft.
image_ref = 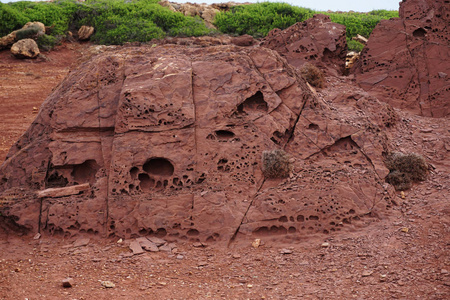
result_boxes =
[262,149,292,179]
[385,152,428,191]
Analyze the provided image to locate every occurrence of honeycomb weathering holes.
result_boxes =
[237,91,268,113]
[143,157,174,176]
[215,130,235,140]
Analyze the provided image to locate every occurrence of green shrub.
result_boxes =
[9,1,79,36]
[74,0,212,44]
[385,152,428,191]
[262,149,292,178]
[93,16,165,45]
[301,63,325,88]
[36,34,60,51]
[15,24,42,40]
[0,3,29,37]
[347,39,364,52]
[214,2,314,38]
[325,11,399,42]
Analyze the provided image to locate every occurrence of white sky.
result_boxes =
[0,0,401,12]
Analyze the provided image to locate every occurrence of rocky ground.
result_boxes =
[0,40,448,299]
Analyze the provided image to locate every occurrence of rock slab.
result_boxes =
[353,0,449,117]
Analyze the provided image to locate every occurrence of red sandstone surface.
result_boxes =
[0,0,449,298]
[353,0,450,117]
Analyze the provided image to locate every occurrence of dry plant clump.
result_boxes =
[385,152,428,191]
[262,149,292,178]
[300,63,325,88]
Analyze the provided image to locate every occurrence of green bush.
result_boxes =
[8,1,79,36]
[262,149,292,179]
[214,2,397,48]
[93,16,165,45]
[15,24,42,41]
[347,39,364,52]
[385,152,428,191]
[325,11,399,43]
[74,0,212,44]
[0,3,28,37]
[37,34,60,51]
[1,0,398,48]
[214,2,314,38]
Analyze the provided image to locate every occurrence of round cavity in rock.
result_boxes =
[215,130,235,140]
[138,173,154,191]
[143,157,174,176]
[130,167,139,179]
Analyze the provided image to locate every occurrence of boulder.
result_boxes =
[353,0,449,117]
[0,43,396,242]
[0,32,17,49]
[78,26,95,41]
[0,21,45,50]
[261,14,347,75]
[231,34,255,47]
[10,39,40,58]
[23,22,45,34]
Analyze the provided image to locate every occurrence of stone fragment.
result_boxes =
[321,242,330,248]
[136,237,159,252]
[73,238,90,247]
[11,39,40,59]
[62,278,74,288]
[147,237,166,247]
[252,239,261,249]
[159,243,172,253]
[36,183,90,198]
[101,281,115,288]
[362,270,373,277]
[280,249,293,254]
[129,240,145,255]
[78,26,94,40]
[192,242,204,248]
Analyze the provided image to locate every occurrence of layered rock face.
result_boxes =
[353,0,450,117]
[261,14,347,75]
[0,44,396,242]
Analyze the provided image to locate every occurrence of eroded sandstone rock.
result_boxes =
[0,43,396,243]
[353,0,449,117]
[0,22,45,50]
[11,39,40,58]
[261,14,347,75]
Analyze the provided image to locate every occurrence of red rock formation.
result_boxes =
[261,14,347,75]
[0,44,396,242]
[353,0,449,117]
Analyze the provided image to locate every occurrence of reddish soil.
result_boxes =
[0,43,449,299]
[0,42,87,163]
